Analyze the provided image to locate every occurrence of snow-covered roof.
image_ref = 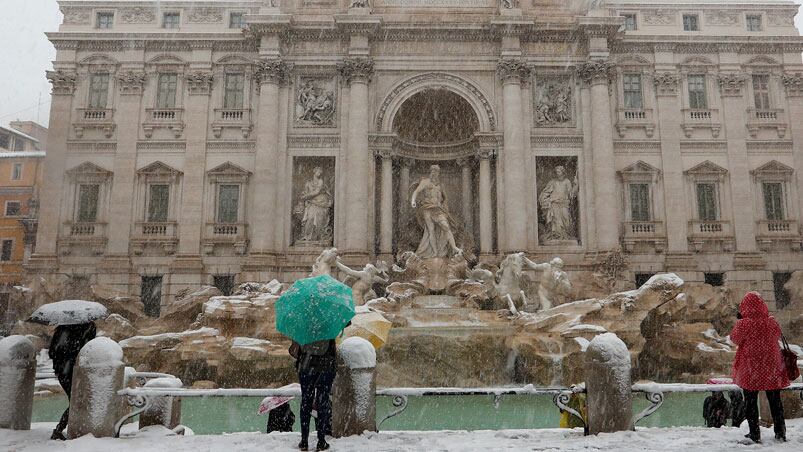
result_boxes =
[0,125,40,144]
[0,151,46,159]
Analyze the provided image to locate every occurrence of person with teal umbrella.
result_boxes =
[276,275,355,451]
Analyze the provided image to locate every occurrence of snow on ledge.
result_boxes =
[339,337,376,369]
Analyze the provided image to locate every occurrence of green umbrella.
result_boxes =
[275,275,355,345]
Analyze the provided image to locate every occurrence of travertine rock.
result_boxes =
[141,286,221,334]
[97,313,138,342]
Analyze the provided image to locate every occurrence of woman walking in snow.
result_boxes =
[48,322,97,440]
[730,292,790,443]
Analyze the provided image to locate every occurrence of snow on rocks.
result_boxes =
[585,332,634,434]
[338,337,376,369]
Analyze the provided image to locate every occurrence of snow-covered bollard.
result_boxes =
[139,377,183,429]
[585,333,634,434]
[0,335,36,430]
[332,337,377,437]
[68,337,125,439]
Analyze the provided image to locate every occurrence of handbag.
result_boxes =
[781,334,800,381]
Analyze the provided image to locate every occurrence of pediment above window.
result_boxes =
[750,160,794,179]
[208,161,251,183]
[684,160,728,176]
[137,161,183,176]
[66,162,112,182]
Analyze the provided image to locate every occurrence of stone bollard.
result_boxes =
[332,337,377,437]
[0,335,36,430]
[585,332,634,434]
[139,377,183,429]
[68,337,125,439]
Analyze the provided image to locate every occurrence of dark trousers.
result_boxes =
[298,369,335,442]
[744,389,785,439]
[54,363,74,433]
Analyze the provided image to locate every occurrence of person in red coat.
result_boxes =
[730,292,790,443]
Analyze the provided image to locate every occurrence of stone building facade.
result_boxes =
[32,0,803,313]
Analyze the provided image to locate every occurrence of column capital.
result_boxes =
[255,58,293,86]
[783,72,803,97]
[477,149,496,161]
[496,59,531,84]
[717,72,747,97]
[338,57,375,85]
[46,70,78,96]
[116,71,147,96]
[652,71,680,97]
[186,71,215,96]
[373,148,394,160]
[577,60,615,85]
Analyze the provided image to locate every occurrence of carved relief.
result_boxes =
[496,59,531,84]
[46,70,78,95]
[577,60,614,85]
[255,59,292,85]
[120,7,156,23]
[292,157,335,247]
[537,156,580,246]
[187,8,224,24]
[534,76,573,127]
[653,72,680,97]
[350,0,370,7]
[116,71,147,95]
[782,73,803,97]
[704,10,740,26]
[61,7,92,25]
[295,77,337,127]
[768,12,795,26]
[717,73,746,97]
[642,9,676,25]
[185,71,214,95]
[337,58,375,85]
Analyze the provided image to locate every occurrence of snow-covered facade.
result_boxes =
[30,0,803,310]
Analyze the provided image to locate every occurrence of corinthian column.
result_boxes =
[251,59,291,255]
[497,59,531,252]
[477,150,494,255]
[376,150,394,257]
[579,60,618,249]
[338,57,374,257]
[457,158,474,234]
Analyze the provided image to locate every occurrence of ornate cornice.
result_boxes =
[577,60,614,85]
[337,57,375,85]
[476,149,496,161]
[255,59,293,86]
[653,71,680,97]
[116,71,147,96]
[185,71,215,95]
[496,59,531,84]
[717,73,746,97]
[782,73,803,97]
[46,70,78,96]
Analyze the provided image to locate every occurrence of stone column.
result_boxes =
[250,59,291,256]
[585,332,634,434]
[478,150,494,255]
[497,59,531,252]
[338,58,374,257]
[580,61,619,250]
[377,150,394,257]
[0,336,36,430]
[332,337,377,437]
[398,158,412,221]
[458,158,474,234]
[69,337,125,439]
[32,70,77,262]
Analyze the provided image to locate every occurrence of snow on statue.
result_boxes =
[410,164,463,258]
[538,165,578,242]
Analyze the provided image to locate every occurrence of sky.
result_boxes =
[0,0,802,129]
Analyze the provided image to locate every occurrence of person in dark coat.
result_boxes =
[48,322,96,440]
[291,339,336,451]
[730,292,790,443]
[267,402,296,433]
[729,389,746,427]
[703,391,730,428]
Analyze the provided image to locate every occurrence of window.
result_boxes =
[230,12,246,29]
[0,134,8,149]
[96,12,114,29]
[704,273,724,287]
[696,183,718,221]
[5,201,21,217]
[773,272,792,309]
[746,15,762,32]
[635,273,654,288]
[147,184,170,222]
[77,184,100,222]
[623,14,637,31]
[224,73,245,109]
[13,138,23,151]
[629,183,650,222]
[762,182,785,221]
[88,73,110,109]
[217,184,240,223]
[141,276,163,317]
[752,74,771,110]
[11,163,22,181]
[687,75,708,109]
[213,275,236,296]
[0,240,12,261]
[156,74,178,108]
[682,14,699,31]
[623,74,643,109]
[163,12,180,29]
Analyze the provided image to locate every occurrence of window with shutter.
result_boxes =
[696,183,718,221]
[217,184,240,223]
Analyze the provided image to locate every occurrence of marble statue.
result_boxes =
[538,165,579,242]
[294,166,333,244]
[296,80,335,126]
[336,259,389,306]
[501,0,515,9]
[527,257,572,310]
[310,247,339,277]
[411,165,463,258]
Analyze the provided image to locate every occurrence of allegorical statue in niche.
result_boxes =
[294,166,333,244]
[539,165,579,242]
[297,80,335,126]
[411,164,463,259]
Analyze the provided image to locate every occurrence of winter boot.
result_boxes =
[316,439,330,451]
[298,439,309,451]
[50,430,66,441]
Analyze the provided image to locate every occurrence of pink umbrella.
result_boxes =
[257,383,300,415]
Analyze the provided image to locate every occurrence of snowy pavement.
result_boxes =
[2,420,803,451]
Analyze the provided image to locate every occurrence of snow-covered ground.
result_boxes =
[2,420,802,451]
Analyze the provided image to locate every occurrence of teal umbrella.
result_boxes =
[275,275,355,345]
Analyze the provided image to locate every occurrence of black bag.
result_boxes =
[301,340,331,356]
[298,340,333,372]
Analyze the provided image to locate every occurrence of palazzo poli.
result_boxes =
[32,0,803,312]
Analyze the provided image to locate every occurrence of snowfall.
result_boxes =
[2,420,803,451]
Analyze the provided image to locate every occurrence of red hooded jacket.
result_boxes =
[730,292,790,391]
